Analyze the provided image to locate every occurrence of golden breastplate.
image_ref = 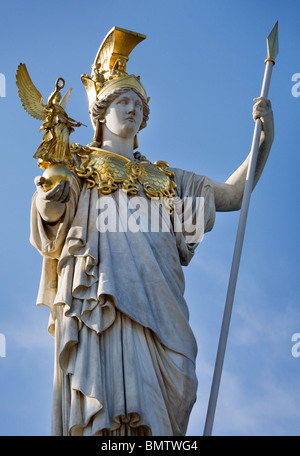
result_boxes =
[70,144,177,212]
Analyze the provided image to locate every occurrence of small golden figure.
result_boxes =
[16,63,83,168]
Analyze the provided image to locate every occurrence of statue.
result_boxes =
[16,63,83,170]
[18,27,274,436]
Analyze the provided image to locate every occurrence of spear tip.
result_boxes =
[266,21,279,64]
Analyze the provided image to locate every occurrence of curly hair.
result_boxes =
[91,87,150,132]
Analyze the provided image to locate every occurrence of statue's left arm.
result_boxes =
[209,97,274,212]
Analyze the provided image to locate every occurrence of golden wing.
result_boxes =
[16,63,46,120]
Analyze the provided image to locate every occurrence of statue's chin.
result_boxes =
[42,164,73,191]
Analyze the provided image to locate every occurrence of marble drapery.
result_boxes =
[30,166,216,436]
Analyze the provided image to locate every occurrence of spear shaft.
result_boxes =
[203,22,278,437]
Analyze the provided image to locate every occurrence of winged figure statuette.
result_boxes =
[16,63,83,169]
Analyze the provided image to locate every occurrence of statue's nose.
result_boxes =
[127,101,136,114]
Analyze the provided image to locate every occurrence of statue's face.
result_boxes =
[103,89,143,139]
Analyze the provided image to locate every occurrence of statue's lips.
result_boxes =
[125,116,136,122]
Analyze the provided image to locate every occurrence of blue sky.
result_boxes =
[0,0,299,436]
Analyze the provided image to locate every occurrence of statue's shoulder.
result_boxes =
[70,142,131,184]
[69,143,177,213]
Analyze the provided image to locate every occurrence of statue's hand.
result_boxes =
[253,97,272,122]
[35,176,71,203]
[34,176,70,223]
[252,96,274,141]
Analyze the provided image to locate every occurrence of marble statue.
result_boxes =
[18,27,274,436]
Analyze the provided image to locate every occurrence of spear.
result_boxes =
[203,21,279,436]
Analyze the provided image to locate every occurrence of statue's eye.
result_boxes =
[117,98,128,105]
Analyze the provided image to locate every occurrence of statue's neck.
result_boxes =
[101,128,135,160]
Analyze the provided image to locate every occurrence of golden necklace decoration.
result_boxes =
[70,143,177,213]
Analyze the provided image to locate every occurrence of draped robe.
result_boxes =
[30,164,216,436]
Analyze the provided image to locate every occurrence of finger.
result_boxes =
[253,97,271,108]
[34,176,48,198]
[44,181,67,201]
[253,108,264,119]
[253,107,266,115]
[253,106,271,118]
[253,96,269,102]
[59,180,71,203]
[253,101,267,110]
[34,176,45,187]
[253,100,271,112]
[253,108,265,118]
